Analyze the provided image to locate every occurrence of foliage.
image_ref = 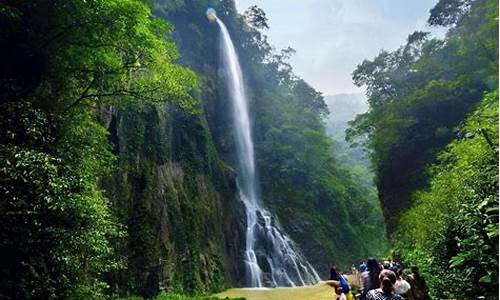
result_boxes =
[0,103,121,299]
[0,0,196,298]
[101,101,239,297]
[395,89,498,299]
[428,0,473,26]
[347,0,498,231]
[243,5,269,30]
[348,0,498,298]
[0,0,197,111]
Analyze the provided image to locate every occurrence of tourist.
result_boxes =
[326,266,355,300]
[326,266,342,291]
[330,266,341,281]
[328,266,350,293]
[391,266,411,299]
[366,269,404,300]
[406,266,431,300]
[335,286,347,300]
[359,261,367,273]
[360,257,382,300]
[352,264,361,288]
[392,253,403,267]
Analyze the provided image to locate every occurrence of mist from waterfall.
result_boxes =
[214,13,321,288]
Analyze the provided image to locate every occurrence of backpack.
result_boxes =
[339,275,350,294]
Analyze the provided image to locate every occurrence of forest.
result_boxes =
[347,0,498,298]
[0,0,497,300]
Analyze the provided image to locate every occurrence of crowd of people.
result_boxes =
[326,257,430,300]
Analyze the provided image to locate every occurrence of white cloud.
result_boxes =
[236,0,440,95]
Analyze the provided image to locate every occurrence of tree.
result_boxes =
[0,0,196,298]
[348,0,498,231]
[428,0,473,26]
[243,5,269,30]
[395,90,499,299]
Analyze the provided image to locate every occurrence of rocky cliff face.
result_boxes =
[96,2,253,296]
[100,102,246,296]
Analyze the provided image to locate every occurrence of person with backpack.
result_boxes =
[327,266,353,299]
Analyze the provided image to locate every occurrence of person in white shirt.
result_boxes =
[391,267,411,298]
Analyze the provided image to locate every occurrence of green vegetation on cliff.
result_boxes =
[396,89,498,299]
[348,0,498,230]
[348,0,498,298]
[101,100,244,297]
[0,0,197,298]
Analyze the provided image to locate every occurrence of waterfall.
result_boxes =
[212,10,321,288]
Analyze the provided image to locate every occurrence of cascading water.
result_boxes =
[209,8,321,288]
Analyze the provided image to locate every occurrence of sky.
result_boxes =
[234,0,444,95]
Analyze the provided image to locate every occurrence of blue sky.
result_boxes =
[234,0,444,95]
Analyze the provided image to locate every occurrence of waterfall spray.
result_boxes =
[210,8,320,287]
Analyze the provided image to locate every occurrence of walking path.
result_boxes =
[214,282,333,300]
[214,275,361,300]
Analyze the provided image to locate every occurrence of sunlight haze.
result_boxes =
[235,0,443,95]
